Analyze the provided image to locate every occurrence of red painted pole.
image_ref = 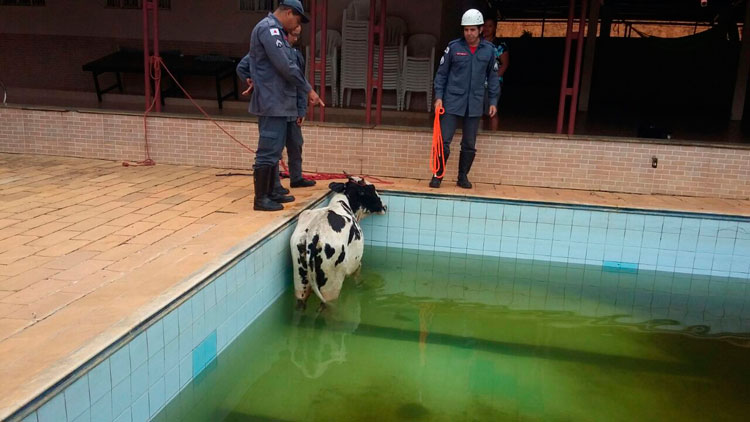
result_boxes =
[567,0,588,134]
[375,0,386,125]
[556,0,575,134]
[319,0,327,121]
[150,0,161,112]
[365,0,377,125]
[142,0,151,110]
[308,0,316,121]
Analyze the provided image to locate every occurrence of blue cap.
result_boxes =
[280,0,309,23]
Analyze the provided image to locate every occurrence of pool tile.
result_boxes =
[64,375,89,422]
[131,392,149,422]
[644,215,664,232]
[484,235,501,252]
[568,242,587,260]
[70,410,89,422]
[675,251,695,268]
[130,362,148,399]
[625,214,645,231]
[712,254,733,272]
[553,225,571,241]
[21,413,38,422]
[149,377,166,417]
[659,233,679,250]
[451,232,468,249]
[435,230,451,247]
[90,392,112,422]
[662,217,682,234]
[468,218,485,235]
[551,241,569,258]
[517,238,534,255]
[534,239,552,256]
[520,206,538,223]
[606,228,625,245]
[405,197,421,213]
[607,213,627,229]
[693,253,713,270]
[537,207,555,224]
[503,205,521,221]
[452,216,469,233]
[555,209,574,226]
[420,214,436,231]
[657,250,677,268]
[586,244,604,261]
[419,230,436,247]
[536,223,553,240]
[681,218,700,234]
[190,291,205,320]
[623,230,643,247]
[404,213,420,229]
[370,225,387,242]
[165,365,180,400]
[470,202,487,219]
[146,320,164,357]
[621,246,640,263]
[484,219,502,236]
[718,221,739,238]
[388,196,405,212]
[421,198,438,215]
[715,237,735,255]
[519,222,536,238]
[111,376,131,418]
[588,227,606,244]
[87,358,111,404]
[148,348,165,385]
[437,199,453,216]
[204,283,217,309]
[570,226,589,243]
[387,227,403,244]
[403,228,419,245]
[603,245,623,262]
[502,221,519,237]
[162,311,179,344]
[453,201,470,217]
[735,238,750,256]
[677,234,698,252]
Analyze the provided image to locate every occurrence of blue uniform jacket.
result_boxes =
[247,13,311,117]
[434,38,500,118]
[237,50,307,118]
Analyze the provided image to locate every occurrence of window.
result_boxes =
[0,0,46,6]
[106,0,171,10]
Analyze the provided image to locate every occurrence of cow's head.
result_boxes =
[329,176,386,220]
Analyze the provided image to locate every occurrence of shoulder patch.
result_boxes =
[440,56,445,65]
[270,28,280,36]
[493,62,499,72]
[275,39,283,48]
[444,46,450,54]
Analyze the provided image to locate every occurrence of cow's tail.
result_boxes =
[308,235,327,304]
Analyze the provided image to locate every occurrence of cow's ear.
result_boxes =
[328,182,346,193]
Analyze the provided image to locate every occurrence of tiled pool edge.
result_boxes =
[364,191,750,280]
[7,194,331,422]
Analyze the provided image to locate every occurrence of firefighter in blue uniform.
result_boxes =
[246,0,323,211]
[237,24,315,202]
[431,9,500,189]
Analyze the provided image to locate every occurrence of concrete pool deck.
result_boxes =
[0,152,749,420]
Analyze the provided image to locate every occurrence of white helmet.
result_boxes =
[461,9,484,26]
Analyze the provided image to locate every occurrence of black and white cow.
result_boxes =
[290,176,386,310]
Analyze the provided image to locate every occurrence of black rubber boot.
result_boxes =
[429,151,449,188]
[268,164,295,203]
[272,163,290,195]
[253,166,283,211]
[457,150,475,189]
[290,178,316,188]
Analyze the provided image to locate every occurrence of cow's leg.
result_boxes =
[352,264,363,286]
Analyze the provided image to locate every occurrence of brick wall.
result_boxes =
[1,107,749,199]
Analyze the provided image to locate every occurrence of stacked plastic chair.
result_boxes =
[371,16,406,110]
[305,30,342,107]
[400,34,437,112]
[339,10,370,107]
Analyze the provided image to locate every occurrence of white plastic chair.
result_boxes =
[344,0,369,21]
[305,30,342,107]
[339,14,370,106]
[399,34,437,112]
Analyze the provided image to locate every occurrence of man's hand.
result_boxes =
[488,105,497,118]
[434,99,443,111]
[297,116,305,126]
[241,78,254,96]
[308,89,325,107]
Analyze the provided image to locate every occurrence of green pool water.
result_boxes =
[155,246,750,422]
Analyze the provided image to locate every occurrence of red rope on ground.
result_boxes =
[129,56,391,183]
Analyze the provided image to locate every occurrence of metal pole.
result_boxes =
[567,0,588,134]
[308,0,317,121]
[375,0,386,124]
[731,0,750,120]
[150,0,161,112]
[319,0,327,121]
[578,0,600,112]
[365,0,377,125]
[142,0,151,110]
[556,0,576,134]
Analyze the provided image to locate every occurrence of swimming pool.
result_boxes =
[12,192,750,422]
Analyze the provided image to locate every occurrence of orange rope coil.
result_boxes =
[430,105,445,179]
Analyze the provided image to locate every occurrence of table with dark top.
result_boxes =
[82,51,239,109]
